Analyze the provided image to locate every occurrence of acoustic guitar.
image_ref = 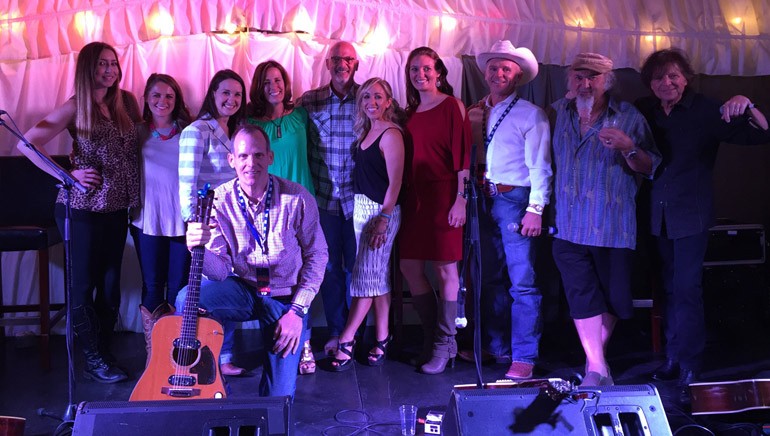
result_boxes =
[130,185,226,400]
[690,378,770,415]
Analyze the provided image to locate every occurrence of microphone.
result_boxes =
[455,286,468,328]
[508,222,557,236]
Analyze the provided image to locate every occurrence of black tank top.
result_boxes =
[353,127,401,205]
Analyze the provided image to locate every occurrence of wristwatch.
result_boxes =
[289,303,308,318]
[623,147,639,160]
[527,204,544,215]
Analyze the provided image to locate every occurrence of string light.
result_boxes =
[440,15,458,31]
[363,25,390,55]
[292,5,314,34]
[151,10,175,37]
[223,21,239,34]
[74,10,100,38]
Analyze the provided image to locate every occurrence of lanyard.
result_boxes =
[235,176,273,254]
[483,95,520,149]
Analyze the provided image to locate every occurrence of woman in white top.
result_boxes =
[130,73,192,365]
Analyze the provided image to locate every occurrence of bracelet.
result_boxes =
[457,191,467,200]
[378,212,392,220]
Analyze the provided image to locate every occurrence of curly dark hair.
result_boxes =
[640,48,695,88]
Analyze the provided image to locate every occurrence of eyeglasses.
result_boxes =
[329,56,357,64]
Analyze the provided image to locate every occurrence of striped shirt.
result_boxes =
[178,117,236,221]
[298,83,359,219]
[550,97,660,249]
[202,176,328,308]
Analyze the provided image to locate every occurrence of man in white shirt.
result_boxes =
[467,40,552,380]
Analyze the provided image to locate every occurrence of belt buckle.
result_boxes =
[484,180,498,197]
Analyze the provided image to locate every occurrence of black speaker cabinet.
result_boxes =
[72,398,291,436]
[444,384,671,435]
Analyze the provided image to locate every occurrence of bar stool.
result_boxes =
[0,156,69,370]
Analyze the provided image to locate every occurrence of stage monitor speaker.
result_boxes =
[443,383,671,435]
[71,398,291,436]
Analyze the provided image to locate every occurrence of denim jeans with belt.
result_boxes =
[176,276,308,398]
[490,187,542,364]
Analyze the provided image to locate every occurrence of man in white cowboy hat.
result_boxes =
[463,40,552,380]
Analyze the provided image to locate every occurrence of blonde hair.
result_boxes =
[353,77,406,142]
[73,42,133,139]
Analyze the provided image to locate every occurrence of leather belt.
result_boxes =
[482,182,519,197]
[495,183,518,194]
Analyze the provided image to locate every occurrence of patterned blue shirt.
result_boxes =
[298,83,359,219]
[550,96,660,249]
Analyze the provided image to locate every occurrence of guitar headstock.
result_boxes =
[191,183,215,225]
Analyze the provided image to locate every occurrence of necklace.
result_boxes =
[150,120,179,140]
[268,109,286,139]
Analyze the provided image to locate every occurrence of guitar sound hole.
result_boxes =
[172,346,200,366]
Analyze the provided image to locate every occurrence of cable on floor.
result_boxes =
[322,409,400,436]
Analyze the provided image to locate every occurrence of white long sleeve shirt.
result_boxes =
[484,93,553,207]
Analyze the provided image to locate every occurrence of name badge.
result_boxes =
[255,266,271,296]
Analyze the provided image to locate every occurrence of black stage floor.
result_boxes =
[2,316,770,435]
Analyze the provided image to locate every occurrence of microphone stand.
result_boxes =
[458,141,484,388]
[0,113,83,426]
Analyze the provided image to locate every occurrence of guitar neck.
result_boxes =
[181,246,205,343]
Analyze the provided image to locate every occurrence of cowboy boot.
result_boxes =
[420,300,458,375]
[139,302,175,366]
[410,292,438,367]
[72,305,127,384]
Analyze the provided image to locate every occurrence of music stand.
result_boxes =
[0,112,86,427]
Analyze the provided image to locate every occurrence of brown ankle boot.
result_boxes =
[410,292,438,367]
[139,303,175,366]
[420,300,458,375]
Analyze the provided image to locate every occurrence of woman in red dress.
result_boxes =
[400,46,470,374]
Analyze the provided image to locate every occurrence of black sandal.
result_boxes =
[330,340,355,372]
[367,334,393,367]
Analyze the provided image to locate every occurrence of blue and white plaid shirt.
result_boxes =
[298,83,359,219]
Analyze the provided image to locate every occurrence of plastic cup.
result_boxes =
[399,404,417,436]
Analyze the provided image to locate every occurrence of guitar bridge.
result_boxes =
[160,387,201,398]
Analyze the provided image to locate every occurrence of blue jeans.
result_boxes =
[318,210,356,336]
[477,195,512,357]
[130,225,190,312]
[491,188,542,364]
[175,277,308,398]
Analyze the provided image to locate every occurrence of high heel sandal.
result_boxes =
[367,334,393,367]
[299,340,316,375]
[330,340,356,372]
